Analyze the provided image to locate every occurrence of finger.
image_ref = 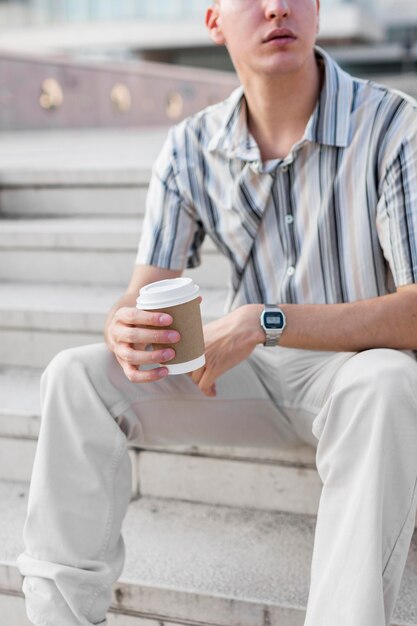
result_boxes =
[198,369,216,395]
[200,383,216,397]
[116,344,176,366]
[115,307,174,328]
[115,324,181,346]
[123,362,169,383]
[190,365,205,385]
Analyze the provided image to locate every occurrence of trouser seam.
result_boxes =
[26,616,106,626]
[110,396,283,421]
[382,470,417,577]
[276,402,320,416]
[116,395,281,406]
[82,431,126,621]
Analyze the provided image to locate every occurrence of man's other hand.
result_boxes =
[188,304,264,397]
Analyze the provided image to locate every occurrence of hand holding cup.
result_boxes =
[107,306,182,383]
[136,277,206,375]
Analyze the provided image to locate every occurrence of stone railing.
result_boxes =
[0,51,238,131]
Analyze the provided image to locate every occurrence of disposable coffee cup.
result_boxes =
[136,277,206,375]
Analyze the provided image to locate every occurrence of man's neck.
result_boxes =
[243,54,323,162]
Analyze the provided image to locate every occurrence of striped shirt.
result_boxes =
[136,47,417,313]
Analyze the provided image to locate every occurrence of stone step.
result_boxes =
[0,217,228,286]
[0,282,228,367]
[0,128,164,217]
[0,184,149,219]
[0,480,416,626]
[0,365,321,515]
[1,365,417,529]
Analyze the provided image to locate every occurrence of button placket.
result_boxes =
[276,161,297,302]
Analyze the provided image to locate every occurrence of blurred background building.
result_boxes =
[1,0,417,68]
[0,0,416,130]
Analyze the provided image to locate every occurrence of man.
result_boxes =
[17,1,417,625]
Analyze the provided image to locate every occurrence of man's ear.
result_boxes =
[205,5,226,46]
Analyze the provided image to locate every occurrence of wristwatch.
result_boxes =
[259,304,286,347]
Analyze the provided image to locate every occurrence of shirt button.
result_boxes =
[281,165,289,173]
[285,214,294,225]
[287,266,295,276]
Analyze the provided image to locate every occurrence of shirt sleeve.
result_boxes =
[135,128,206,270]
[376,130,417,286]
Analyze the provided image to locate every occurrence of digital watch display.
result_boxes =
[263,312,285,329]
[260,305,287,346]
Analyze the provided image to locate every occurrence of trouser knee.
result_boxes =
[312,349,417,490]
[322,348,417,445]
[42,343,109,387]
[40,343,121,435]
[333,348,417,405]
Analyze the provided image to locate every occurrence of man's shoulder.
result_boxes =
[351,74,417,130]
[344,73,417,171]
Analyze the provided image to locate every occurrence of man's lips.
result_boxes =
[263,28,297,44]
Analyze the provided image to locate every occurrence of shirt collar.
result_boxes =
[206,85,255,160]
[305,46,354,148]
[207,46,354,160]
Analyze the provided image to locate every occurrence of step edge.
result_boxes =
[0,563,415,626]
[0,560,307,621]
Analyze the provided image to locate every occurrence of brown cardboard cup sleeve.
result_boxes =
[148,298,206,375]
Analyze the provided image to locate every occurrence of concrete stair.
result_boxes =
[0,366,322,513]
[1,129,416,626]
[1,480,417,626]
[0,281,228,368]
[0,128,166,218]
[0,218,228,285]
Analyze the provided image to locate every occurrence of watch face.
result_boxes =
[263,311,285,330]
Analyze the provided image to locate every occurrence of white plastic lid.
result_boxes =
[136,277,200,310]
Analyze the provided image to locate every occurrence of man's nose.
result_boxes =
[264,0,290,20]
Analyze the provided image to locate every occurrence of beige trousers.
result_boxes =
[17,343,417,626]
